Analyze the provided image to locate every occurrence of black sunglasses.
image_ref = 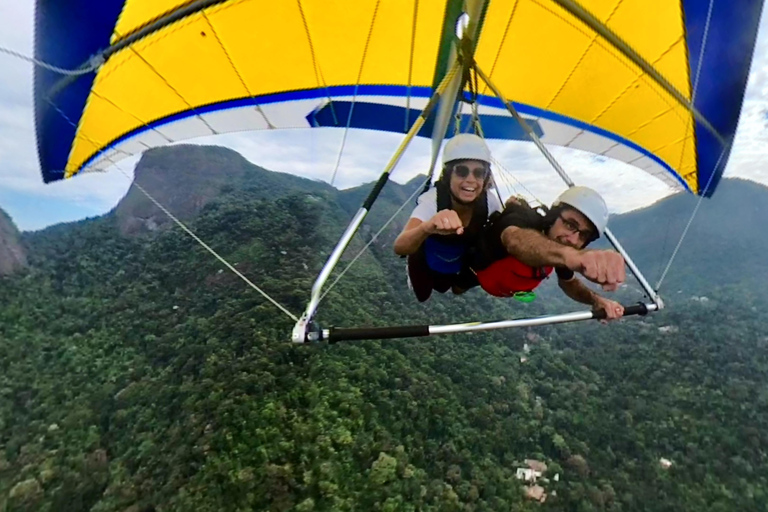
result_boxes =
[453,164,489,180]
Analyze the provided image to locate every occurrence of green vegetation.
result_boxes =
[1,150,767,511]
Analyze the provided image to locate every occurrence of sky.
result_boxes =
[1,3,768,231]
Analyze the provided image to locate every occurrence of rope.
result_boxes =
[116,166,300,322]
[329,0,381,187]
[655,146,726,291]
[491,156,542,205]
[25,38,299,323]
[318,175,432,304]
[0,45,103,76]
[404,0,420,132]
[654,0,717,292]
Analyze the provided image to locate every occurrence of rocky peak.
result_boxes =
[114,145,251,235]
[0,208,27,276]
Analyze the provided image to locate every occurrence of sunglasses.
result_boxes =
[453,164,489,180]
[559,214,594,242]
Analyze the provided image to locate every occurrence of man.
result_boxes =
[469,186,626,320]
[394,133,503,302]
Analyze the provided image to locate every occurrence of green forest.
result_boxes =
[1,147,767,511]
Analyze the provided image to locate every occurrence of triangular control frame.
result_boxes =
[291,4,672,344]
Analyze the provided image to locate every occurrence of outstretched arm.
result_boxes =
[394,218,430,256]
[558,275,598,305]
[500,226,626,291]
[500,225,580,268]
[558,276,624,320]
[394,210,465,256]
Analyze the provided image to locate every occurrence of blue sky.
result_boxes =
[1,2,768,231]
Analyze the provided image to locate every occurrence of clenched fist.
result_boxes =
[423,210,465,236]
[569,250,626,291]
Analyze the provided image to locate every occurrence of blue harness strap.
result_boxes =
[423,236,466,274]
[420,182,488,275]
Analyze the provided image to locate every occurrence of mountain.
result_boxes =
[601,178,768,301]
[20,141,767,309]
[3,145,766,511]
[0,208,27,276]
[109,144,767,304]
[114,145,335,235]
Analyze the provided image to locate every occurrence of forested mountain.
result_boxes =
[602,178,768,300]
[0,208,26,276]
[1,146,766,511]
[114,145,335,235]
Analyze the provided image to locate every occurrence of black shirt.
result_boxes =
[473,204,575,280]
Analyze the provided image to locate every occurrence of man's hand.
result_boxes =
[423,210,464,236]
[567,250,626,291]
[592,296,624,324]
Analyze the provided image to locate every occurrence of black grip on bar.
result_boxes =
[593,303,649,320]
[328,324,431,343]
[362,174,390,210]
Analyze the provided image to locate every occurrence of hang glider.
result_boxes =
[33,0,764,342]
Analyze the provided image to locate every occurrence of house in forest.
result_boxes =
[525,485,547,503]
[525,459,548,473]
[516,459,548,482]
[518,459,549,503]
[516,467,541,483]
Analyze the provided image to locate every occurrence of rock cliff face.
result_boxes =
[114,145,250,235]
[113,144,339,236]
[0,208,27,276]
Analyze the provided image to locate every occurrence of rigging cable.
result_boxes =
[10,41,301,322]
[329,0,382,187]
[116,165,300,322]
[0,45,103,76]
[654,0,719,292]
[317,175,432,305]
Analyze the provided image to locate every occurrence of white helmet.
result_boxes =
[553,186,609,236]
[442,133,491,165]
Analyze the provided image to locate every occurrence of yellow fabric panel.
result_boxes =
[631,106,696,191]
[475,0,695,186]
[68,0,697,187]
[605,0,690,98]
[113,0,191,41]
[354,0,445,86]
[293,0,444,88]
[204,1,319,95]
[476,0,595,105]
[650,38,691,103]
[545,42,640,122]
[207,0,441,93]
[69,0,447,173]
[126,14,252,105]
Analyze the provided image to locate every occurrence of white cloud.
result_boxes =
[724,100,768,185]
[0,2,767,230]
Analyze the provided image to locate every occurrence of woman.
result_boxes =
[394,133,503,302]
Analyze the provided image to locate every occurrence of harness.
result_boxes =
[470,206,555,297]
[474,257,553,297]
[421,181,488,275]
